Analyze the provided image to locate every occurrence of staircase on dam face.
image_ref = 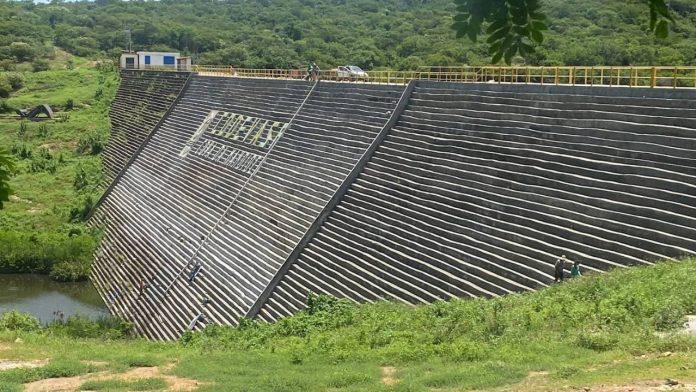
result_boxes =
[257,82,696,322]
[91,75,405,339]
[102,71,190,186]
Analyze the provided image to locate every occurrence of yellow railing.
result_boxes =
[135,65,696,88]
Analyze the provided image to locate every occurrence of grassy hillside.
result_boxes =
[0,53,117,280]
[1,259,695,391]
[1,0,696,69]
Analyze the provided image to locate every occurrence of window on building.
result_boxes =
[163,56,175,65]
[144,55,151,65]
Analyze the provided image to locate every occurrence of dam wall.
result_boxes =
[93,74,405,339]
[94,73,696,338]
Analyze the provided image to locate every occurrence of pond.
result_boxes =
[0,274,109,324]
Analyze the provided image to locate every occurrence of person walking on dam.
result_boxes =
[554,254,569,282]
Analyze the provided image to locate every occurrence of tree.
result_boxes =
[0,150,15,209]
[452,0,675,63]
[9,42,35,62]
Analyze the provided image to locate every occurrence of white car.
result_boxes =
[336,65,369,81]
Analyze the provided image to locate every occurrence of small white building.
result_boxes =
[120,51,190,70]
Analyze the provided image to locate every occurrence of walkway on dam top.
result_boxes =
[130,64,696,89]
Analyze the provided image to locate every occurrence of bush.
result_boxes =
[31,59,50,72]
[654,300,686,331]
[77,132,104,155]
[69,195,94,222]
[65,98,74,111]
[9,42,34,62]
[37,124,49,138]
[574,330,619,352]
[49,259,90,282]
[16,122,27,138]
[0,231,96,275]
[73,165,87,191]
[6,73,23,90]
[0,59,16,71]
[29,147,57,174]
[10,143,31,160]
[0,78,11,98]
[0,310,41,332]
[0,100,14,113]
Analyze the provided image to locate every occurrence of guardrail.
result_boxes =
[125,65,696,88]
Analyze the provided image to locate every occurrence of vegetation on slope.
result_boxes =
[0,53,117,280]
[1,0,696,70]
[1,259,696,391]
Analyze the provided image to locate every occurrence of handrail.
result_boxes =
[124,64,696,89]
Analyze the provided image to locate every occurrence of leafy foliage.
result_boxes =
[452,0,676,63]
[0,0,694,69]
[0,149,15,209]
[452,0,548,64]
[0,231,96,275]
[0,310,41,332]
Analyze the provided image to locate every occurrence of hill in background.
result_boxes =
[1,0,695,70]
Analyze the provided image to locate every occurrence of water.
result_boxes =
[0,274,108,324]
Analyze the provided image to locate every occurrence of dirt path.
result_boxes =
[0,359,47,370]
[381,366,399,386]
[24,363,202,392]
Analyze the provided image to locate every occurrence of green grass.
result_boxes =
[0,51,116,278]
[80,378,169,391]
[1,259,696,391]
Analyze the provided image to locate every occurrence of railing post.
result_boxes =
[650,67,656,88]
[673,67,678,89]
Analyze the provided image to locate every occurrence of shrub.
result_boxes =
[6,73,23,90]
[0,59,16,71]
[69,195,94,222]
[49,259,90,282]
[65,98,74,111]
[10,143,31,160]
[0,310,41,332]
[73,165,88,191]
[0,78,11,98]
[0,231,96,275]
[38,124,49,138]
[9,42,34,62]
[16,122,27,138]
[574,330,618,352]
[29,148,57,174]
[77,132,104,155]
[0,100,14,113]
[31,59,50,72]
[654,300,686,331]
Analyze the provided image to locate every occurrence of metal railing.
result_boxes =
[126,64,696,89]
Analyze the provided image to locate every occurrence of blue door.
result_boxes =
[144,55,151,65]
[163,56,175,65]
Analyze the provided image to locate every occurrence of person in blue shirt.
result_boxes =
[570,260,582,278]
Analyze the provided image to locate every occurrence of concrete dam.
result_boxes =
[91,70,696,339]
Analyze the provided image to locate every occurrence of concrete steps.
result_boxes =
[92,75,405,338]
[258,82,696,322]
